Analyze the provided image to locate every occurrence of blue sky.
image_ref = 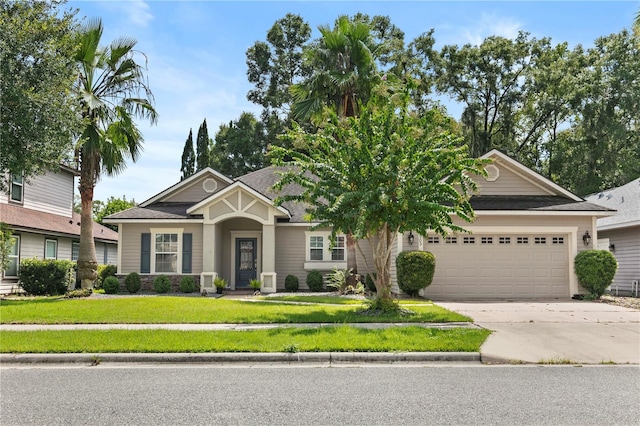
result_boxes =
[67,0,639,203]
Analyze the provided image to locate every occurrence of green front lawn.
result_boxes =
[0,327,490,353]
[0,297,471,324]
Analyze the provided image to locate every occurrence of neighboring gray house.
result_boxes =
[0,166,118,294]
[586,178,640,296]
[105,150,613,300]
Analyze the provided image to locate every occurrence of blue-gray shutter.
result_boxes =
[182,233,192,273]
[140,233,151,273]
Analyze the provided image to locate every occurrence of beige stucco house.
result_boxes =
[105,150,613,299]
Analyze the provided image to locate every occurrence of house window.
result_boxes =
[10,175,23,203]
[499,237,511,244]
[310,236,324,261]
[4,236,20,277]
[481,237,493,244]
[445,237,457,244]
[552,237,564,245]
[463,237,475,244]
[45,239,57,259]
[72,241,80,261]
[331,236,345,261]
[517,237,529,244]
[535,237,546,244]
[155,233,178,273]
[427,236,440,244]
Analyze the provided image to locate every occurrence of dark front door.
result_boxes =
[236,238,257,287]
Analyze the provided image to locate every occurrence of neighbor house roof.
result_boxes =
[585,178,640,230]
[0,203,118,242]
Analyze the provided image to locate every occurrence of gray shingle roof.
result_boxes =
[585,178,640,228]
[470,196,614,212]
[106,203,198,220]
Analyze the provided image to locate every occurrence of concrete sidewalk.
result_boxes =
[436,301,640,364]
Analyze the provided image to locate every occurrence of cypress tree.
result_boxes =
[195,119,211,171]
[180,129,195,180]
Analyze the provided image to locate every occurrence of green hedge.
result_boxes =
[153,275,171,293]
[18,258,74,295]
[284,274,299,292]
[124,272,142,294]
[574,250,618,298]
[102,276,120,294]
[396,251,436,296]
[306,270,324,292]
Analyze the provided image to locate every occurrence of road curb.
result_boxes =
[0,351,480,365]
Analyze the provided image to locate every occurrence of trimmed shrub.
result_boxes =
[574,250,618,298]
[153,275,171,293]
[18,258,74,295]
[95,264,116,289]
[102,276,120,294]
[396,251,436,296]
[124,272,142,294]
[365,273,377,293]
[180,276,196,293]
[306,270,324,292]
[284,274,299,292]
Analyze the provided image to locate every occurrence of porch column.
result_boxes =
[260,223,277,293]
[200,223,217,292]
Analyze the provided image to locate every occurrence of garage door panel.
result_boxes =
[423,233,570,299]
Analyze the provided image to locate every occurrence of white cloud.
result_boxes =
[462,13,523,45]
[124,0,153,28]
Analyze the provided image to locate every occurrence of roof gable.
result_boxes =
[478,150,582,201]
[140,168,233,207]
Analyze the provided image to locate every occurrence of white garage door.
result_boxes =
[422,234,569,299]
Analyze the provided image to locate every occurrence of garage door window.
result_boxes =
[481,237,493,244]
[535,237,546,244]
[445,237,457,244]
[499,237,511,244]
[463,237,475,244]
[427,236,439,244]
[552,237,564,244]
[517,237,529,244]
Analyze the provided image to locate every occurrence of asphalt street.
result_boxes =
[1,365,638,425]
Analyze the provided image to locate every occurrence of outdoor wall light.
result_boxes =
[609,243,615,252]
[582,230,591,246]
[408,231,415,245]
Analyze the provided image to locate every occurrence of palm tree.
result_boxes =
[291,16,380,277]
[74,19,157,288]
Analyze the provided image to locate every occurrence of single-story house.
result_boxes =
[585,178,640,296]
[104,150,613,299]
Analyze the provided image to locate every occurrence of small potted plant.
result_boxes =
[249,279,262,294]
[213,277,227,294]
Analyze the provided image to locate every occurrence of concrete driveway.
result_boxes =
[435,301,640,364]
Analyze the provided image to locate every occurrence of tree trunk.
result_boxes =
[346,232,358,275]
[77,166,97,289]
[371,224,394,301]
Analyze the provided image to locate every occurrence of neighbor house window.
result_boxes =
[10,175,23,203]
[331,236,345,261]
[5,236,20,277]
[45,239,57,259]
[309,236,324,261]
[72,241,80,261]
[155,233,178,273]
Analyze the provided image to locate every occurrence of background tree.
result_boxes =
[0,0,79,189]
[272,91,486,305]
[211,112,267,177]
[180,129,195,180]
[92,196,136,231]
[548,29,640,195]
[195,119,211,172]
[74,18,157,289]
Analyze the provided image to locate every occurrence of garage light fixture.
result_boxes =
[408,231,415,245]
[582,230,591,246]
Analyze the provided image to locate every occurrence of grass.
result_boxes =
[538,356,575,365]
[260,295,434,306]
[0,297,471,324]
[0,327,490,353]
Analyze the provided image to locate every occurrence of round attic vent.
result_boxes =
[203,178,217,193]
[484,164,500,182]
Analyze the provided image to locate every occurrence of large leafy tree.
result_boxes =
[0,0,79,189]
[74,19,157,288]
[180,129,195,180]
[93,196,136,231]
[272,92,486,303]
[211,112,267,177]
[195,119,211,172]
[549,29,640,195]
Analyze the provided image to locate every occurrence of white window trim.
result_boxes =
[9,175,23,203]
[304,231,347,270]
[149,228,183,274]
[71,241,80,262]
[45,239,57,260]
[4,235,20,278]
